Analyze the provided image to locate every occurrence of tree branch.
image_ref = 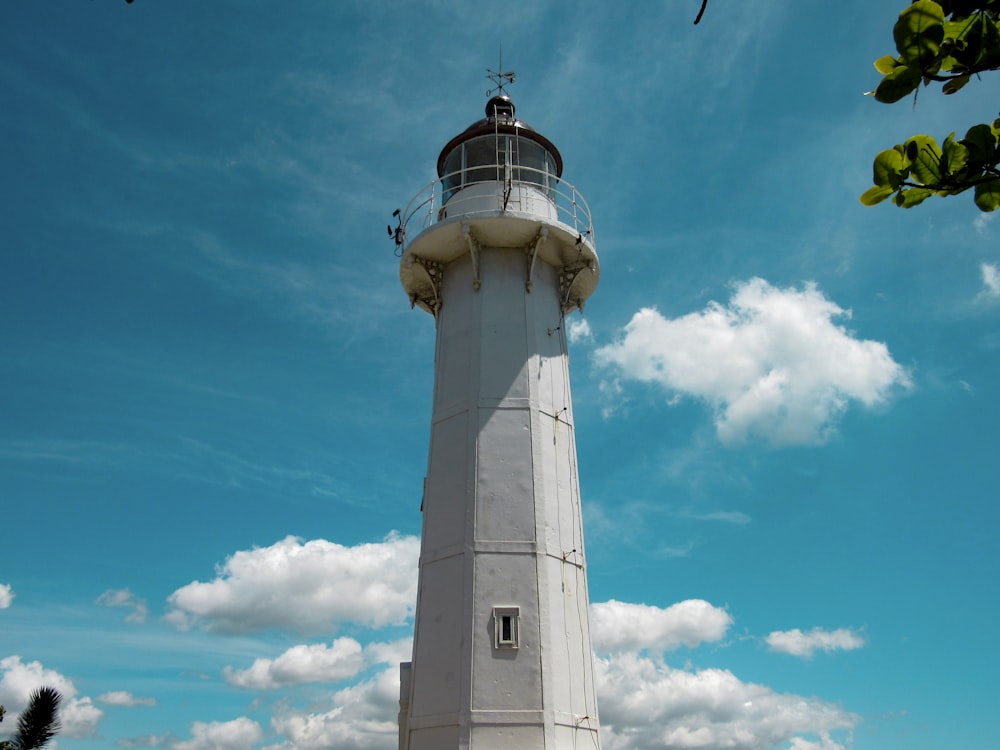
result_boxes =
[694,0,708,24]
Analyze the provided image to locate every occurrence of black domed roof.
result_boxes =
[436,95,563,178]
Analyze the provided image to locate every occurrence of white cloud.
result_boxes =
[223,638,365,690]
[270,666,400,750]
[97,588,149,623]
[118,735,170,748]
[974,211,995,234]
[591,599,732,654]
[598,377,626,418]
[0,583,13,609]
[223,637,411,690]
[97,690,157,707]
[596,652,858,750]
[788,736,855,750]
[165,534,419,635]
[0,656,103,738]
[595,278,911,446]
[765,627,866,658]
[360,638,412,667]
[172,717,263,750]
[682,510,752,525]
[567,316,593,344]
[979,262,1000,299]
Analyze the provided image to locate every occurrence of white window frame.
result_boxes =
[493,606,520,650]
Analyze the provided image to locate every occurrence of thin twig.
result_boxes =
[694,0,708,24]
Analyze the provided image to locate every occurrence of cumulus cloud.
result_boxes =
[224,638,365,689]
[97,690,157,707]
[97,588,149,623]
[272,640,860,750]
[223,637,411,690]
[172,718,263,750]
[788,736,856,750]
[591,599,732,654]
[118,734,173,748]
[165,533,419,635]
[0,656,103,738]
[568,316,593,344]
[596,652,859,750]
[979,262,1000,299]
[765,627,866,658]
[270,666,399,750]
[0,583,13,609]
[595,278,911,445]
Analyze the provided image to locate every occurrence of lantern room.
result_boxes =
[437,95,562,206]
[396,93,599,317]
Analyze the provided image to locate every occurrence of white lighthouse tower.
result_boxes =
[395,77,601,750]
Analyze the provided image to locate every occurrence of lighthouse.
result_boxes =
[395,79,602,750]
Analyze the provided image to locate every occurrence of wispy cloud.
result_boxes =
[979,262,1000,301]
[175,438,353,498]
[0,436,353,500]
[97,690,157,707]
[161,227,402,333]
[97,589,149,624]
[681,509,752,525]
[766,627,867,658]
[0,583,13,609]
[0,439,137,467]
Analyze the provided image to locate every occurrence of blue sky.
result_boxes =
[2,1,998,749]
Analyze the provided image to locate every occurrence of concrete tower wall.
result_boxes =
[403,245,600,750]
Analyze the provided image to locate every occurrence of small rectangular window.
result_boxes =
[493,606,520,649]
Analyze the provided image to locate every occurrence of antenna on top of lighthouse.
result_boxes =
[486,45,516,97]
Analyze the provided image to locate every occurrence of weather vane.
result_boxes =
[486,45,516,97]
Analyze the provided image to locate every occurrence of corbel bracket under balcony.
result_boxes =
[559,259,594,314]
[461,222,481,290]
[406,255,444,317]
[524,226,549,293]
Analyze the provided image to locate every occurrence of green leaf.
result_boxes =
[961,123,997,165]
[942,132,968,174]
[974,179,1000,211]
[874,64,922,103]
[873,148,907,188]
[905,135,944,185]
[894,187,935,207]
[942,73,971,93]
[861,185,896,206]
[980,15,1000,68]
[874,54,899,74]
[894,0,946,68]
[942,17,976,71]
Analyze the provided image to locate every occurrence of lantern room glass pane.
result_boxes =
[442,148,463,201]
[441,134,557,204]
[465,136,499,186]
[512,138,555,195]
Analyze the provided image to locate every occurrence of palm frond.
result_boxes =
[12,687,62,750]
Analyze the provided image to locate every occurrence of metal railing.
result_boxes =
[397,164,596,250]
